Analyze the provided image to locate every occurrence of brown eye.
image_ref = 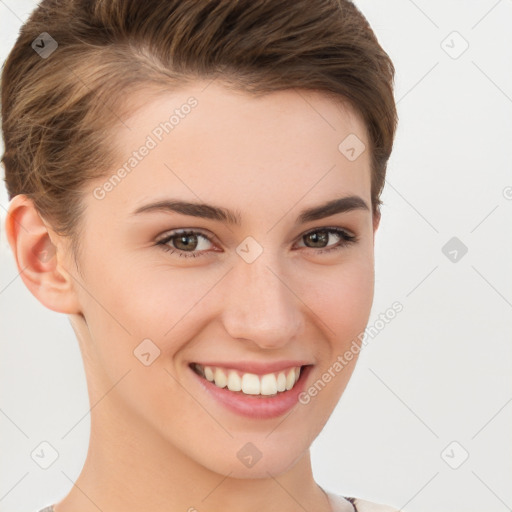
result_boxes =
[298,227,357,253]
[156,230,214,258]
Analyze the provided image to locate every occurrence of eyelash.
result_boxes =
[155,227,358,259]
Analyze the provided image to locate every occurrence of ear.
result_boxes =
[4,194,83,314]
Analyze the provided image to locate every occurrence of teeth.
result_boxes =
[261,373,277,395]
[276,372,287,392]
[227,370,242,391]
[204,366,215,381]
[213,367,227,388]
[285,368,296,390]
[242,373,260,395]
[194,364,302,396]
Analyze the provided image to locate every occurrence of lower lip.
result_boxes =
[189,364,313,419]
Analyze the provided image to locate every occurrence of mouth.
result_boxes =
[188,361,313,419]
[189,362,308,397]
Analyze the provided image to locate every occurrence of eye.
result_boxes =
[155,226,358,259]
[156,230,216,258]
[296,227,358,254]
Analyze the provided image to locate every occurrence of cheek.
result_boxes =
[80,262,224,387]
[299,251,375,344]
[75,264,195,419]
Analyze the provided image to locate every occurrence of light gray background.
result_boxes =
[1,1,511,511]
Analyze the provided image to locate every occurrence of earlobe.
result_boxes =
[4,194,83,314]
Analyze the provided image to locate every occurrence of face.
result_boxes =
[67,80,379,478]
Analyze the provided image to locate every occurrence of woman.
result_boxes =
[2,1,400,511]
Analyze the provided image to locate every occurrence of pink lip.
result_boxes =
[190,360,311,375]
[189,363,313,419]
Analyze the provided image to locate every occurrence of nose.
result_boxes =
[220,253,304,350]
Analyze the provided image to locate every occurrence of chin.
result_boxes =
[196,433,310,479]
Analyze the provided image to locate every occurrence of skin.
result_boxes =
[6,80,380,512]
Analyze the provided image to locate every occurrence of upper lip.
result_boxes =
[190,360,312,375]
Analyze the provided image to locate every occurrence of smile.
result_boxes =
[191,363,302,396]
[188,360,313,419]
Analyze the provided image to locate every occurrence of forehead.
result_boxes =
[88,81,372,219]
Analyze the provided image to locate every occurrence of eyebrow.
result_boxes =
[131,195,369,225]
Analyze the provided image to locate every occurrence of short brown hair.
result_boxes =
[1,0,398,262]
